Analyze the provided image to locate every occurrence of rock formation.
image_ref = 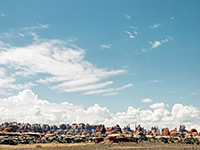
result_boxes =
[106,125,122,134]
[179,125,188,137]
[170,128,180,137]
[95,124,106,135]
[162,128,170,136]
[0,122,200,145]
[134,125,145,136]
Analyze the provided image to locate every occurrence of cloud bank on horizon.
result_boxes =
[0,89,199,131]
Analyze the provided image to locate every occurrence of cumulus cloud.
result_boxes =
[142,98,152,103]
[149,103,169,109]
[0,89,200,130]
[0,89,112,124]
[100,44,111,49]
[0,30,125,95]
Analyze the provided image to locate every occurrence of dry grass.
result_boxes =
[0,143,93,149]
[0,142,200,150]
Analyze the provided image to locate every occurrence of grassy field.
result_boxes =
[0,142,200,150]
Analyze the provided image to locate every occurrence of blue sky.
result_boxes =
[0,0,200,128]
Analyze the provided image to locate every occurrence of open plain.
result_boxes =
[0,142,200,150]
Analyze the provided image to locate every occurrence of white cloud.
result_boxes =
[0,89,199,130]
[150,24,161,28]
[84,83,133,95]
[0,67,36,95]
[124,31,135,39]
[171,104,200,122]
[100,44,111,49]
[103,92,118,96]
[0,24,49,40]
[67,37,78,43]
[117,83,132,90]
[1,13,6,17]
[149,37,172,49]
[162,39,168,43]
[0,31,125,95]
[129,26,138,30]
[37,23,49,29]
[142,98,152,103]
[149,41,161,48]
[141,49,147,53]
[149,102,169,109]
[162,36,172,43]
[125,14,131,19]
[134,31,138,35]
[59,81,114,92]
[151,80,159,83]
[190,92,198,95]
[21,23,49,31]
[84,88,114,95]
[171,17,175,20]
[0,89,112,124]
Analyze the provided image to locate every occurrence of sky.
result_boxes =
[0,0,200,130]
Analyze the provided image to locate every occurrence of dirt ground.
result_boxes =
[0,142,200,150]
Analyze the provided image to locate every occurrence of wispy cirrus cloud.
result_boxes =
[171,17,175,20]
[20,23,49,31]
[151,80,159,83]
[149,41,161,48]
[103,92,118,96]
[53,81,114,92]
[141,49,147,53]
[129,26,138,30]
[124,31,135,39]
[149,36,172,49]
[100,44,111,49]
[84,83,132,95]
[0,23,49,40]
[1,13,6,17]
[125,14,131,20]
[124,25,139,39]
[190,92,198,95]
[150,24,161,28]
[0,26,126,95]
[0,68,36,95]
